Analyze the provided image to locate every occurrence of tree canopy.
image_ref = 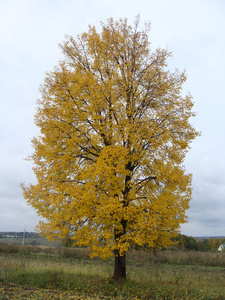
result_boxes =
[22,18,199,279]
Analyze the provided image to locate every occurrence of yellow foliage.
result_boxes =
[21,18,199,259]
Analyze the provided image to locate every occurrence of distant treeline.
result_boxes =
[171,234,225,251]
[1,232,225,251]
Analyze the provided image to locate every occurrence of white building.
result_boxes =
[218,244,225,252]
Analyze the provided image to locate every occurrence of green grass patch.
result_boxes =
[1,245,225,299]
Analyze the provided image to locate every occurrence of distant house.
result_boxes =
[218,244,225,252]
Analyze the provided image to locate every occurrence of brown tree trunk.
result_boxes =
[113,250,126,281]
[113,165,130,281]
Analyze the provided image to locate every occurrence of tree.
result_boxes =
[209,238,219,251]
[22,18,199,280]
[174,234,198,251]
[219,238,225,246]
[197,239,210,252]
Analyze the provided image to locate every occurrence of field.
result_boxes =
[0,244,225,299]
[0,235,60,247]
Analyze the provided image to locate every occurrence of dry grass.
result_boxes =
[127,249,225,267]
[1,244,225,299]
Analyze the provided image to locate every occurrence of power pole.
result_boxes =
[22,229,25,246]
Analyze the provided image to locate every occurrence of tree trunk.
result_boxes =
[113,250,126,281]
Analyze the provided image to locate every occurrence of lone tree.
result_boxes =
[22,18,199,280]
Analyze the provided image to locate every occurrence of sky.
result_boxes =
[0,0,225,237]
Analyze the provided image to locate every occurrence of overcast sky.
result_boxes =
[0,0,225,237]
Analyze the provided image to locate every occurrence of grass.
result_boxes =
[0,244,225,299]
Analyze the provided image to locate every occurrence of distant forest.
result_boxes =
[0,232,224,251]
